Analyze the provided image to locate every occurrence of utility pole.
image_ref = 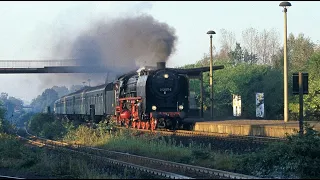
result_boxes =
[279,1,292,122]
[207,30,216,119]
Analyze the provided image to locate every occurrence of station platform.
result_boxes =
[186,119,320,138]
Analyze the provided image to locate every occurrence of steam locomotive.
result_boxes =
[54,62,190,130]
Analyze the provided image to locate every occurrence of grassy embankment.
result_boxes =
[24,113,320,179]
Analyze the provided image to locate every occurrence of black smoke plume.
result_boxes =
[40,14,177,89]
[73,14,177,69]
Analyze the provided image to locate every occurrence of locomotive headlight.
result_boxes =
[164,74,169,79]
[178,105,184,110]
[152,105,157,111]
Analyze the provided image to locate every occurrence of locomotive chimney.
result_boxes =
[157,62,166,69]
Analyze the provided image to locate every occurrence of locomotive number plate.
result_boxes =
[160,88,172,92]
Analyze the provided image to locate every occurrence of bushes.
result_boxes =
[27,113,74,139]
[0,134,24,160]
[63,120,113,146]
[0,103,14,134]
[15,112,35,128]
[236,124,320,178]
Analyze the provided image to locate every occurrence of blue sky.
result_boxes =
[0,1,318,102]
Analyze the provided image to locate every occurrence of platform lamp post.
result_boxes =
[207,30,216,119]
[279,1,291,122]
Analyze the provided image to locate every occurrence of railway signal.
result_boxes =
[292,72,308,136]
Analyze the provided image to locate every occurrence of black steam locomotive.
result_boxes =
[54,62,190,130]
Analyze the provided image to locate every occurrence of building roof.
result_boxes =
[175,65,225,77]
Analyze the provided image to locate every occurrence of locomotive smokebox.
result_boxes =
[157,62,166,69]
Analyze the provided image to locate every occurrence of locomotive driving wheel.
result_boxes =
[136,121,141,129]
[150,118,156,131]
[145,122,150,130]
[125,119,130,128]
[141,122,146,129]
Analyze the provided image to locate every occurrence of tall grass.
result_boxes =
[63,125,111,146]
[104,130,238,170]
[62,125,238,171]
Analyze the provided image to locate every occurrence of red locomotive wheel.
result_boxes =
[141,122,146,129]
[132,121,136,128]
[150,118,156,131]
[125,119,130,128]
[145,122,150,130]
[137,121,141,129]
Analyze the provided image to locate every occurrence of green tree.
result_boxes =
[229,43,243,65]
[288,33,315,72]
[52,86,69,98]
[271,33,314,72]
[0,92,8,101]
[0,93,25,120]
[218,64,282,118]
[228,43,258,65]
[31,88,59,113]
[0,102,6,132]
[184,56,283,119]
[271,47,284,69]
[28,113,72,139]
[0,101,14,133]
[15,112,35,128]
[304,52,320,120]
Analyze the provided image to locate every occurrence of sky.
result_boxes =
[0,1,319,104]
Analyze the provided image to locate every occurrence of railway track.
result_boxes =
[78,146,259,179]
[0,175,25,179]
[17,129,192,179]
[17,128,260,179]
[115,127,286,153]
